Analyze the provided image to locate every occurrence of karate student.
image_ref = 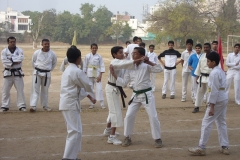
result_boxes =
[103,46,143,145]
[60,56,83,72]
[83,43,105,109]
[125,36,140,60]
[0,36,26,112]
[225,43,240,105]
[192,43,212,113]
[60,46,96,160]
[188,44,203,104]
[30,39,57,112]
[158,41,181,99]
[180,39,195,102]
[188,52,229,156]
[111,47,164,148]
[123,41,131,57]
[147,44,158,92]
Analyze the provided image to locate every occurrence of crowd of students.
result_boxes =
[1,36,240,159]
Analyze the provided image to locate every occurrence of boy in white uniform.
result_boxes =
[103,46,143,145]
[188,52,229,156]
[192,43,212,113]
[147,45,158,92]
[225,43,240,105]
[83,43,105,109]
[0,37,26,112]
[123,41,131,56]
[111,47,164,148]
[180,39,195,102]
[30,39,57,112]
[125,36,140,60]
[60,46,96,160]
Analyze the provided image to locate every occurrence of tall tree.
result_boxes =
[107,21,125,45]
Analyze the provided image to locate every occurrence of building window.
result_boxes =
[18,18,28,23]
[18,25,28,30]
[10,16,16,19]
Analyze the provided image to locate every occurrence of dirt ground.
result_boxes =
[0,44,239,160]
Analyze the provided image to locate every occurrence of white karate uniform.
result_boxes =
[60,57,83,72]
[147,52,159,91]
[125,44,139,60]
[199,66,229,149]
[1,47,26,109]
[59,63,93,159]
[194,53,212,107]
[83,53,105,106]
[181,49,195,99]
[106,59,134,127]
[225,52,240,105]
[30,49,57,107]
[116,63,163,139]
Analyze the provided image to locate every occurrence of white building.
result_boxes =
[0,7,31,33]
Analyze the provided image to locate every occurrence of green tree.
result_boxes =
[121,23,133,42]
[107,21,125,45]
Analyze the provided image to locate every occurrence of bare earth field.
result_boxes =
[0,44,239,160]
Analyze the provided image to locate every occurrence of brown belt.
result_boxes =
[108,81,127,108]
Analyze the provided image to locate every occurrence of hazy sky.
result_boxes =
[0,0,158,21]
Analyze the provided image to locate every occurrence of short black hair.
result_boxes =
[149,44,155,48]
[234,43,240,48]
[111,46,123,59]
[134,47,145,56]
[133,36,138,42]
[195,44,202,49]
[206,51,220,66]
[168,41,174,45]
[67,45,81,63]
[91,43,98,48]
[212,41,218,45]
[138,37,142,42]
[7,36,16,43]
[204,43,211,48]
[125,41,131,45]
[186,39,193,45]
[139,42,145,47]
[42,39,50,43]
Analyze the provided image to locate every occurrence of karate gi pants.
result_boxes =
[124,91,161,139]
[62,110,82,159]
[162,69,176,96]
[199,100,229,148]
[191,76,198,102]
[151,73,156,91]
[30,75,51,107]
[89,77,104,106]
[181,72,192,99]
[195,83,207,107]
[105,84,123,127]
[1,76,26,109]
[226,69,240,105]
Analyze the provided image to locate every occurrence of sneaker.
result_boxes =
[107,136,122,145]
[89,105,94,109]
[0,107,9,112]
[162,94,166,99]
[101,106,106,109]
[30,107,36,112]
[43,106,52,111]
[219,147,230,155]
[181,98,186,102]
[122,137,132,147]
[188,147,206,156]
[103,128,119,137]
[19,107,27,112]
[170,95,175,99]
[192,107,199,113]
[154,139,163,148]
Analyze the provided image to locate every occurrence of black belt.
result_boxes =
[35,67,50,86]
[4,68,23,78]
[164,66,176,70]
[200,73,209,87]
[108,81,127,108]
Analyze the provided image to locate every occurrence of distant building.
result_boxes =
[0,7,32,33]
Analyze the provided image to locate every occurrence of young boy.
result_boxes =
[103,46,143,145]
[123,41,131,57]
[125,36,139,60]
[158,41,181,99]
[147,44,159,92]
[59,46,96,160]
[180,39,195,102]
[188,44,203,104]
[188,51,229,156]
[192,43,212,113]
[111,47,164,148]
[83,43,105,109]
[225,43,240,105]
